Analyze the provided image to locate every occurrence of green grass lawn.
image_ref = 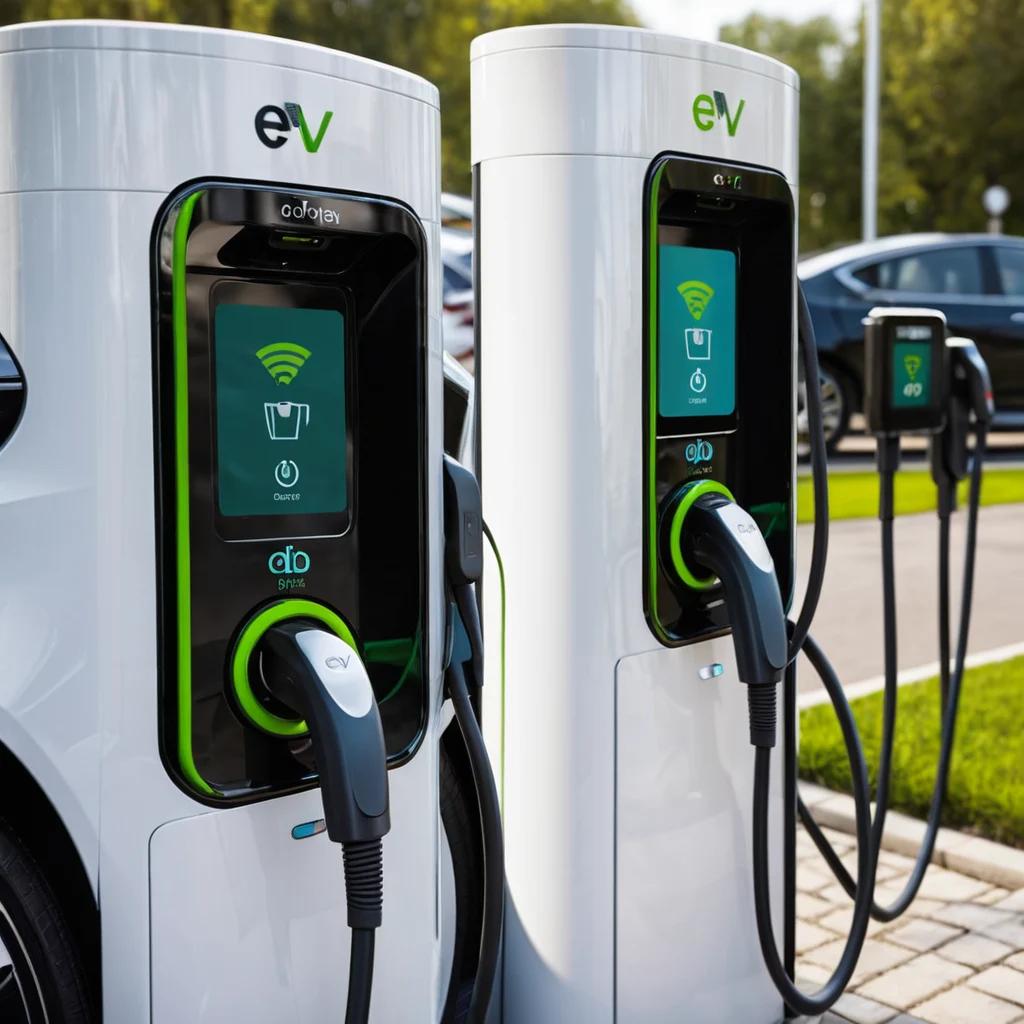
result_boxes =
[796,468,1024,523]
[800,656,1024,848]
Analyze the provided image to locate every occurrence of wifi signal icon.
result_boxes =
[903,354,922,381]
[677,280,715,321]
[256,342,312,385]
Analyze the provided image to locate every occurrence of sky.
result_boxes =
[631,0,862,43]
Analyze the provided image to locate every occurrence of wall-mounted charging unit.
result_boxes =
[154,184,428,802]
[863,307,949,436]
[645,155,795,645]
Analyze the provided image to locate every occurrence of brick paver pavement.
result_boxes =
[799,825,1024,1024]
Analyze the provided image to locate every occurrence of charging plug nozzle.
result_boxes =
[257,623,389,924]
[663,486,788,747]
[931,337,994,512]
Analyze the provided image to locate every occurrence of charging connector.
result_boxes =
[255,621,389,1024]
[442,455,503,1024]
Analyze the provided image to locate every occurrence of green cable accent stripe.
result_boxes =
[231,600,357,737]
[379,631,419,704]
[482,520,505,817]
[363,637,416,667]
[668,480,735,590]
[172,189,215,796]
[647,162,666,625]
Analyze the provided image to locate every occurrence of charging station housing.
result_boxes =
[472,26,799,1024]
[0,21,448,1023]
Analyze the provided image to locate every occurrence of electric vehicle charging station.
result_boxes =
[0,20,504,1024]
[471,23,994,1024]
[471,25,799,1023]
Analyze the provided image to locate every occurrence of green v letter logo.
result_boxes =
[283,101,334,153]
[713,90,745,137]
[296,106,333,153]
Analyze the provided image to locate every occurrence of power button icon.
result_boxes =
[690,368,708,393]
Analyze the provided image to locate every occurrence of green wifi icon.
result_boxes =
[903,353,922,381]
[677,280,715,321]
[256,342,311,385]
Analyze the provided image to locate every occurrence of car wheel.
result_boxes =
[798,364,852,456]
[0,819,94,1023]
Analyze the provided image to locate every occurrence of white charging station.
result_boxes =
[0,21,451,1023]
[472,26,800,1024]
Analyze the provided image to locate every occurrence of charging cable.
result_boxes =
[443,456,504,1024]
[256,623,390,1024]
[797,334,993,921]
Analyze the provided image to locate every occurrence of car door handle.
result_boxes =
[1011,312,1024,323]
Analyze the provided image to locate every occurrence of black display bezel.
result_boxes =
[655,225,740,438]
[864,312,947,435]
[644,153,796,648]
[209,279,355,542]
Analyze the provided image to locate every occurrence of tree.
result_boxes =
[720,14,862,253]
[721,1,1024,250]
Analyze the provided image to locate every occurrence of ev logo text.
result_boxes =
[255,102,334,152]
[268,545,310,574]
[686,438,714,464]
[693,91,745,137]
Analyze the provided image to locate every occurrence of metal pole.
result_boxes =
[862,0,880,240]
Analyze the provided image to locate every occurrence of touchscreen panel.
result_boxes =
[658,245,737,419]
[214,303,347,518]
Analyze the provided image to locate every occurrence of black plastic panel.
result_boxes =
[153,183,429,803]
[643,155,796,646]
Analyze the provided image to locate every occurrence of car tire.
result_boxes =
[819,364,853,453]
[0,818,94,1023]
[799,363,853,456]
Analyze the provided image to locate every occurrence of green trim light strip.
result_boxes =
[231,600,358,737]
[171,189,215,796]
[668,479,736,590]
[647,162,666,625]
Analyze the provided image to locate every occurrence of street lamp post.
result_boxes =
[983,185,1010,235]
[862,0,880,241]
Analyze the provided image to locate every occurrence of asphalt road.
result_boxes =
[793,502,1024,694]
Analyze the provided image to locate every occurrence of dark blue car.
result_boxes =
[799,233,1024,448]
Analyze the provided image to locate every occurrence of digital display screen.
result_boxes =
[214,303,347,517]
[891,340,933,409]
[658,245,737,419]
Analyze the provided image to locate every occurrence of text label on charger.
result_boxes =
[268,545,310,574]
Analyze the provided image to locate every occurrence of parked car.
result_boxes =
[442,233,474,359]
[441,192,473,232]
[798,233,1024,448]
[443,350,475,468]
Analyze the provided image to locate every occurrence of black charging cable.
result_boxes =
[789,287,830,661]
[443,456,504,1024]
[798,423,988,920]
[678,481,878,1015]
[256,622,390,1024]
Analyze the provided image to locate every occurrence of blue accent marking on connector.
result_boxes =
[291,819,326,840]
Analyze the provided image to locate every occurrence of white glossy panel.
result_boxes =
[0,24,439,224]
[616,640,784,1024]
[471,29,798,180]
[151,760,442,1023]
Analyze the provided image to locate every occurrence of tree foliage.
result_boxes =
[722,0,1024,252]
[0,0,637,193]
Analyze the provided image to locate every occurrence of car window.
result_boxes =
[866,247,983,295]
[994,247,1024,296]
[0,333,24,450]
[443,264,471,294]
